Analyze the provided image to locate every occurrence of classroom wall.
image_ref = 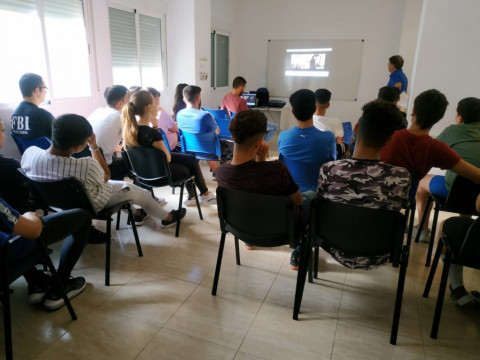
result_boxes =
[409,0,480,136]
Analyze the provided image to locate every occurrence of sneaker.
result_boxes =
[88,226,109,244]
[27,269,51,304]
[44,276,86,310]
[290,246,301,271]
[200,191,216,205]
[212,171,216,181]
[155,196,167,205]
[470,290,480,303]
[450,285,475,306]
[161,208,187,228]
[134,209,148,226]
[183,197,198,207]
[412,225,431,243]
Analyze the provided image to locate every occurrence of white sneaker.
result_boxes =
[200,191,216,205]
[412,225,431,243]
[183,197,197,206]
[155,196,166,205]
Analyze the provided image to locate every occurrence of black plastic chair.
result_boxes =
[124,146,203,237]
[212,187,297,295]
[404,172,421,247]
[10,131,51,155]
[21,172,142,286]
[1,235,77,360]
[294,199,408,345]
[423,216,480,339]
[415,175,480,266]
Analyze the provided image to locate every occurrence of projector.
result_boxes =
[268,100,286,108]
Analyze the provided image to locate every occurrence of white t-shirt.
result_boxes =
[21,146,113,213]
[313,115,344,138]
[88,107,122,165]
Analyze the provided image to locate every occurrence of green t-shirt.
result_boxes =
[436,122,480,189]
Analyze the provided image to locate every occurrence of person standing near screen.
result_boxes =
[387,55,408,114]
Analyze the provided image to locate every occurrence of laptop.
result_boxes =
[240,93,257,108]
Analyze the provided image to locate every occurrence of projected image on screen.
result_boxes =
[285,48,331,77]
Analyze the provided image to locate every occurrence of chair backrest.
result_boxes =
[124,146,171,184]
[202,108,230,120]
[457,217,480,269]
[443,175,480,214]
[408,171,421,208]
[201,108,233,141]
[179,129,222,160]
[157,128,171,152]
[310,199,405,265]
[10,131,51,155]
[279,153,322,193]
[216,186,296,247]
[342,122,353,144]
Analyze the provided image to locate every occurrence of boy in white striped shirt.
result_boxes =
[21,114,185,228]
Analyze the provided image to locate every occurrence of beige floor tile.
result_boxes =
[234,352,268,360]
[137,328,236,360]
[239,302,336,360]
[165,284,263,350]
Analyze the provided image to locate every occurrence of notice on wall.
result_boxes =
[199,56,209,81]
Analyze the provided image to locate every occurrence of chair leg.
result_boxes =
[406,204,416,247]
[425,205,440,267]
[430,250,452,339]
[1,256,13,360]
[191,179,203,220]
[175,184,185,237]
[314,246,319,279]
[293,241,311,320]
[105,217,111,286]
[212,233,226,295]
[423,241,443,298]
[390,245,409,345]
[234,237,241,265]
[127,205,143,257]
[308,247,313,284]
[116,211,121,230]
[415,196,432,243]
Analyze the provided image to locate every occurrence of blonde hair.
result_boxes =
[122,89,153,148]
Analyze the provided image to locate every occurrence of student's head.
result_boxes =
[378,86,400,103]
[146,87,161,109]
[314,88,331,109]
[228,110,267,148]
[52,114,92,151]
[388,55,404,70]
[413,89,449,130]
[0,118,5,149]
[129,85,141,94]
[290,89,316,121]
[19,73,47,102]
[357,100,403,150]
[104,85,129,109]
[456,97,480,124]
[183,85,201,105]
[122,90,154,147]
[232,76,247,90]
[173,83,188,119]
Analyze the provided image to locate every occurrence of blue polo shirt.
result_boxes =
[388,69,408,93]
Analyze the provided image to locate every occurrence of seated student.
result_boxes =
[147,87,180,152]
[221,76,249,114]
[21,114,185,228]
[172,83,188,121]
[177,85,232,175]
[122,89,216,205]
[216,110,303,251]
[435,195,480,306]
[413,97,480,241]
[0,197,91,310]
[313,89,348,158]
[11,73,54,140]
[318,100,410,269]
[381,89,480,242]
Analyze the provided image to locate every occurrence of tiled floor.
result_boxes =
[2,156,480,359]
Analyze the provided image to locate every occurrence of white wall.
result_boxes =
[409,0,480,136]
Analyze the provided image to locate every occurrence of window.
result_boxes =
[108,7,165,91]
[211,31,229,89]
[0,0,92,103]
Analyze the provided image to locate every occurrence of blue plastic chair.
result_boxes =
[279,154,322,193]
[157,128,171,152]
[202,108,233,141]
[179,129,230,163]
[342,122,353,145]
[10,132,51,155]
[202,108,230,120]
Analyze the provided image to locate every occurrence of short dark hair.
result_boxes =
[52,114,92,150]
[413,89,449,130]
[389,55,404,70]
[457,97,480,124]
[104,85,129,107]
[357,101,404,149]
[314,88,331,104]
[146,87,160,98]
[183,85,202,103]
[378,86,400,103]
[232,76,247,89]
[19,73,43,97]
[290,89,316,121]
[228,110,267,145]
[129,85,141,94]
